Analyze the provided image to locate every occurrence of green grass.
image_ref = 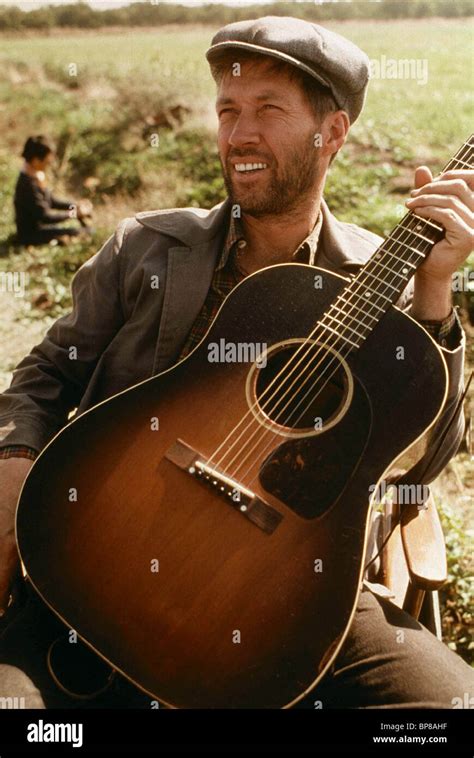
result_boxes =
[0,20,472,247]
[438,494,474,665]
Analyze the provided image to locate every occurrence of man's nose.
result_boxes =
[228,113,261,148]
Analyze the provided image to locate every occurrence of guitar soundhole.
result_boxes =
[249,340,352,437]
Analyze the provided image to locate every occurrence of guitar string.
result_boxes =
[234,143,473,486]
[219,138,473,479]
[206,137,472,480]
[206,137,471,480]
[204,140,473,482]
[226,215,440,479]
[208,209,440,477]
[231,224,437,484]
[207,140,472,481]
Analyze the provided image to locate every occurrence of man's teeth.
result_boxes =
[234,163,268,172]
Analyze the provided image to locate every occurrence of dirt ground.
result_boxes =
[0,289,54,392]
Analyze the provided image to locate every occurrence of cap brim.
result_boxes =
[205,40,338,103]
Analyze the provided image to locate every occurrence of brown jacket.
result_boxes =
[0,196,465,483]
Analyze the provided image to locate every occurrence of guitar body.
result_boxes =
[16,263,447,708]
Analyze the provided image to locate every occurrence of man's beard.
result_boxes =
[221,135,322,219]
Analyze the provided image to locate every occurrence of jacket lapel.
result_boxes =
[316,198,379,273]
[144,198,232,372]
[152,242,218,371]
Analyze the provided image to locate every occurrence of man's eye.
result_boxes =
[261,104,280,111]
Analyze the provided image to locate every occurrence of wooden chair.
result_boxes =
[365,487,447,638]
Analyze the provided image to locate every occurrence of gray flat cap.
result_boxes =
[206,15,370,124]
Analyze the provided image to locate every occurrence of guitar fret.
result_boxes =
[354,286,393,304]
[317,137,472,355]
[324,312,371,340]
[335,292,386,315]
[371,258,412,281]
[400,221,439,240]
[358,272,399,292]
[318,321,360,348]
[383,237,425,258]
[387,228,434,246]
[330,303,378,325]
[378,250,417,270]
[452,158,472,168]
[411,214,444,233]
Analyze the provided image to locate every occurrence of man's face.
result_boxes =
[216,60,324,218]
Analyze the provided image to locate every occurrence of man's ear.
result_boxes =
[323,110,350,164]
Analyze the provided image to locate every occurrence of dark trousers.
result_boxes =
[0,583,472,709]
[17,224,93,246]
[17,227,81,246]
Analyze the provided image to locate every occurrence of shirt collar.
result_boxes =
[217,209,323,271]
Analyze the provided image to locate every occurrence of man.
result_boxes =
[0,17,473,708]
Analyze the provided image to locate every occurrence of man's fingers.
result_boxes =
[438,169,474,190]
[406,192,474,226]
[407,204,473,245]
[410,178,474,211]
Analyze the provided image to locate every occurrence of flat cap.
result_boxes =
[206,16,370,124]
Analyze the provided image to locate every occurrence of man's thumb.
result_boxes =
[414,165,433,190]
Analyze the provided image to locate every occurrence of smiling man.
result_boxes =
[214,57,341,274]
[0,16,473,710]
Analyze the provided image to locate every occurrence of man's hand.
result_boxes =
[406,167,474,322]
[77,199,93,219]
[0,458,34,615]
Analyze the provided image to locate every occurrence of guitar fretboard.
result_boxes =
[317,135,473,351]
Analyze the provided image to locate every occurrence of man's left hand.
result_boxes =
[405,167,474,284]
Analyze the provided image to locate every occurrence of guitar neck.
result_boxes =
[318,134,474,352]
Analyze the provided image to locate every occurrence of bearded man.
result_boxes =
[0,17,473,709]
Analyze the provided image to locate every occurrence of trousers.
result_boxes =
[0,582,472,709]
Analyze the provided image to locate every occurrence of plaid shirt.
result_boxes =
[0,209,458,461]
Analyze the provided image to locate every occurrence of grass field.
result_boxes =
[0,20,473,237]
[0,19,472,662]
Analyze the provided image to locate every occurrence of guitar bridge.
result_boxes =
[164,439,283,535]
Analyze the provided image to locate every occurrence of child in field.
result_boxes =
[13,135,93,246]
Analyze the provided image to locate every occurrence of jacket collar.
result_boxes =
[136,197,233,246]
[135,196,379,271]
[317,199,379,271]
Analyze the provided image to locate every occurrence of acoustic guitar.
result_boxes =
[16,136,472,708]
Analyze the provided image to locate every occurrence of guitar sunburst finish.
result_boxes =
[16,136,472,708]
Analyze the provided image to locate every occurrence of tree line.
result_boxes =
[0,1,472,31]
